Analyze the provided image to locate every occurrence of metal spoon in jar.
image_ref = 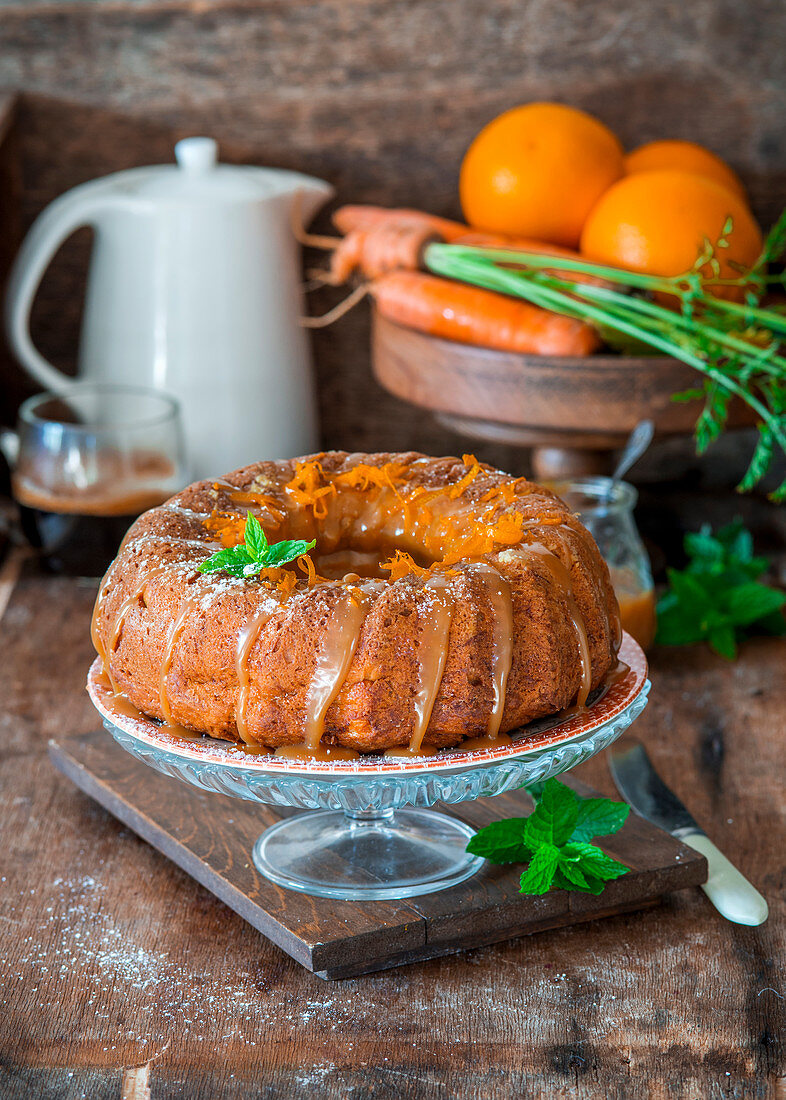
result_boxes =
[612,419,655,482]
[597,419,654,515]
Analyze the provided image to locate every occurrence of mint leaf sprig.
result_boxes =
[655,518,786,658]
[467,778,630,896]
[198,512,315,580]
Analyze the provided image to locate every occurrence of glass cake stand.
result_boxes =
[87,634,649,901]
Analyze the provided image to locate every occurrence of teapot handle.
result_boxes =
[4,188,114,394]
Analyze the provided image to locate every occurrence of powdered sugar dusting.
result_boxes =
[3,872,288,1046]
[197,576,252,610]
[1,868,440,1064]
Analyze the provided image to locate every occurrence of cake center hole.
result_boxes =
[310,540,435,581]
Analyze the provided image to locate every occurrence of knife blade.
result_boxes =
[609,740,768,927]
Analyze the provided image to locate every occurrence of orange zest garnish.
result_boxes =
[258,567,298,596]
[448,454,482,499]
[381,550,461,581]
[297,553,320,586]
[491,511,526,545]
[203,510,248,548]
[333,461,408,496]
[405,484,446,511]
[429,561,460,578]
[480,482,518,506]
[380,550,431,581]
[285,460,337,520]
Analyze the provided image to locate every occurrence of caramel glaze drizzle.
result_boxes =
[303,588,372,751]
[93,565,200,738]
[159,595,201,725]
[104,689,147,725]
[406,576,455,755]
[610,604,624,654]
[234,606,276,743]
[90,588,111,682]
[466,562,514,744]
[273,584,379,761]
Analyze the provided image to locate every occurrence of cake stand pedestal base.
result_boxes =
[252,807,484,900]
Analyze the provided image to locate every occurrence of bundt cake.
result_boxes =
[90,451,621,757]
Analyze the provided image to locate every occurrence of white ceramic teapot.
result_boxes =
[4,137,332,479]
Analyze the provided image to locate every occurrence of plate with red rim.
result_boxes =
[87,632,647,778]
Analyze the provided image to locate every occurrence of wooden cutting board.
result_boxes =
[49,731,707,980]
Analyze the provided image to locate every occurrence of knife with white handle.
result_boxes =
[608,741,768,926]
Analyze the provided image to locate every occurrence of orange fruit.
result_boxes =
[580,170,762,289]
[624,139,746,201]
[459,102,624,248]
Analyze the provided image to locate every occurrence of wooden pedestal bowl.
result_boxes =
[372,311,755,479]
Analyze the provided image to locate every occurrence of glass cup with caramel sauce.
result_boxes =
[1,384,186,576]
[551,476,656,650]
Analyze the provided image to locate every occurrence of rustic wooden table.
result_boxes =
[1,559,784,1099]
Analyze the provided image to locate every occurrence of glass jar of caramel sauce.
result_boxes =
[551,477,656,650]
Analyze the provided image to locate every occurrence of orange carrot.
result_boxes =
[327,207,603,285]
[330,221,441,283]
[332,204,469,241]
[372,271,599,356]
[332,207,593,255]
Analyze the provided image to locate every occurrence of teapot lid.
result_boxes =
[119,137,303,201]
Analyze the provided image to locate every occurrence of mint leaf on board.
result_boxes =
[571,798,629,843]
[552,865,607,895]
[556,858,592,891]
[465,818,533,863]
[519,844,560,895]
[467,778,630,898]
[656,519,785,659]
[524,778,579,848]
[198,512,316,580]
[559,868,607,895]
[559,842,630,883]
